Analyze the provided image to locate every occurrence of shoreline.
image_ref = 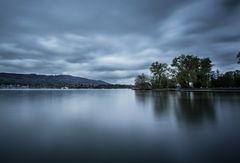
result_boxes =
[133,88,240,92]
[0,88,132,90]
[0,88,240,92]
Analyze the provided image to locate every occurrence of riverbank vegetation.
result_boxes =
[135,53,240,89]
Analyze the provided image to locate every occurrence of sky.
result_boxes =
[0,0,239,84]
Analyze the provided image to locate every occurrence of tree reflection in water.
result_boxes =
[134,91,216,126]
[175,92,216,126]
[134,91,170,117]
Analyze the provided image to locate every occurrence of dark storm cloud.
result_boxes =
[213,35,240,43]
[223,0,240,10]
[0,0,239,83]
[0,0,189,36]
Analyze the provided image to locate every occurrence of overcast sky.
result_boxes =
[0,0,239,84]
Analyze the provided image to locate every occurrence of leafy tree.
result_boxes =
[167,68,177,88]
[171,55,212,88]
[135,54,240,89]
[149,62,168,88]
[210,70,220,87]
[211,70,240,88]
[171,55,199,88]
[135,73,151,89]
[196,58,212,88]
[234,70,240,87]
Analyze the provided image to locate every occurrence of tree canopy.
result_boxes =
[135,54,239,89]
[134,73,151,89]
[171,55,212,88]
[149,62,168,88]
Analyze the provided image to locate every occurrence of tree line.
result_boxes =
[135,52,240,89]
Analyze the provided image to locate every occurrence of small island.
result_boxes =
[134,53,240,91]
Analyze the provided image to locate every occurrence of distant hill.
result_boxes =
[0,72,110,88]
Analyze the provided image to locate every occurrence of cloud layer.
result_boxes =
[0,0,239,83]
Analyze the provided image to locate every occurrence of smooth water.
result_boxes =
[0,89,240,163]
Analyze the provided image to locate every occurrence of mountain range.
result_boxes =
[0,72,110,88]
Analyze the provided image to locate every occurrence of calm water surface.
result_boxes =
[0,89,240,163]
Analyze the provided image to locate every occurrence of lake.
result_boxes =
[0,89,240,163]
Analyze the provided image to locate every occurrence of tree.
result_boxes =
[234,70,240,87]
[171,55,199,88]
[211,70,240,88]
[196,58,212,87]
[171,55,212,88]
[135,73,151,89]
[149,62,168,88]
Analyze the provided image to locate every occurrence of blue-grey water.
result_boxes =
[0,89,240,163]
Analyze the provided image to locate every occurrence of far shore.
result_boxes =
[1,87,240,92]
[0,87,131,90]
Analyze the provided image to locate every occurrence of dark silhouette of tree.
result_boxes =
[135,54,239,89]
[171,55,198,87]
[135,73,151,89]
[171,55,212,88]
[149,62,168,88]
[211,70,240,88]
[196,58,212,88]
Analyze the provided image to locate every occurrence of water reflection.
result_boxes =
[135,91,216,126]
[175,92,216,126]
[135,91,171,116]
[134,90,152,106]
[0,89,240,163]
[151,91,171,116]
